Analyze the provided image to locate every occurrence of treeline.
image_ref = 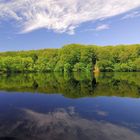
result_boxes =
[96,44,140,72]
[0,44,140,73]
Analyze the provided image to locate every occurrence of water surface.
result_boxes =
[0,72,140,140]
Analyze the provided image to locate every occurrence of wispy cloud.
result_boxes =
[0,0,140,34]
[122,11,140,19]
[95,24,110,31]
[82,24,110,32]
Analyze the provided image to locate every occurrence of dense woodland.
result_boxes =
[0,44,140,73]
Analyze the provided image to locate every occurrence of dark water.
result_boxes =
[0,72,140,140]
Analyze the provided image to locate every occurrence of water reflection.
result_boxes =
[0,107,140,140]
[0,72,139,98]
[0,72,140,139]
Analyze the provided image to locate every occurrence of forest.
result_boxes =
[0,44,140,73]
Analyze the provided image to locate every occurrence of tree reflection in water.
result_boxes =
[0,72,139,98]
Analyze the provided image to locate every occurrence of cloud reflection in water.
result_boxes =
[0,107,140,140]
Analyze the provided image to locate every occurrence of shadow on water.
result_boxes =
[0,72,140,98]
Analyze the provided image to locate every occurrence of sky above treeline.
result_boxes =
[0,0,140,51]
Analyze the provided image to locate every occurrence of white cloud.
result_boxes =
[82,24,110,32]
[122,11,140,19]
[0,0,140,34]
[95,24,110,31]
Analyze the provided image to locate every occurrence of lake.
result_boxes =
[0,72,140,140]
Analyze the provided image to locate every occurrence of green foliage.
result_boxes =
[97,60,113,72]
[64,63,72,72]
[73,62,86,72]
[0,44,140,72]
[96,44,140,72]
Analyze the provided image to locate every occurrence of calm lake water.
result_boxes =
[0,72,140,140]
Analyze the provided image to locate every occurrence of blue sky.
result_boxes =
[0,0,140,51]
